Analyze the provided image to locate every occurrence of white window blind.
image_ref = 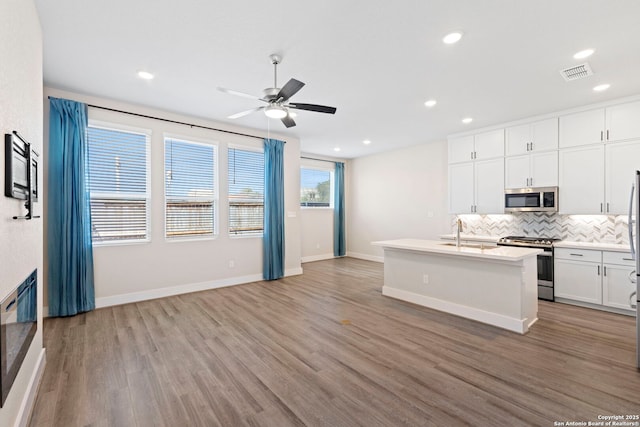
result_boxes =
[300,167,332,207]
[228,147,264,236]
[165,138,216,239]
[87,125,150,243]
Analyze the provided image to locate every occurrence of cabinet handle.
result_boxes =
[606,129,610,140]
[600,203,603,213]
[603,266,607,276]
[471,151,474,160]
[597,265,600,275]
[569,253,584,256]
[606,202,609,213]
[601,130,604,141]
[530,142,533,151]
[623,258,634,261]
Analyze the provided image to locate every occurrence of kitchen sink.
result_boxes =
[440,242,499,250]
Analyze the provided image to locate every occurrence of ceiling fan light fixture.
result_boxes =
[264,105,288,119]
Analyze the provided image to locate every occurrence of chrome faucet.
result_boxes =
[456,218,464,247]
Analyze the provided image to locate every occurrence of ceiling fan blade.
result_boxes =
[287,103,337,114]
[276,78,305,102]
[281,115,296,128]
[228,106,264,119]
[218,87,264,101]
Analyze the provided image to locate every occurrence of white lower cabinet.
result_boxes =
[555,254,603,304]
[602,264,636,310]
[554,248,636,313]
[602,251,636,312]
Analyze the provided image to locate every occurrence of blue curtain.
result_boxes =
[47,97,95,316]
[263,138,285,280]
[333,162,346,257]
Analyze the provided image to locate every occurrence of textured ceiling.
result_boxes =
[35,0,640,158]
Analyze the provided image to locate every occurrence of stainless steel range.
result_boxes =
[497,236,560,301]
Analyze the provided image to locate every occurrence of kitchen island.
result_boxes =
[372,239,542,334]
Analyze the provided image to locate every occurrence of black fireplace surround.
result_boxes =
[0,269,37,407]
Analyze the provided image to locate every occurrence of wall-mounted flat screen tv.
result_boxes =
[4,133,38,202]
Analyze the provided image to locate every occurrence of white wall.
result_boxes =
[346,140,450,261]
[44,87,302,308]
[0,0,44,426]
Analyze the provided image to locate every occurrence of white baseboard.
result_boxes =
[301,253,335,263]
[44,268,306,315]
[382,286,532,334]
[284,267,303,277]
[15,348,46,427]
[346,251,384,263]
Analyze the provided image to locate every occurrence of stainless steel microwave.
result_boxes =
[504,187,558,212]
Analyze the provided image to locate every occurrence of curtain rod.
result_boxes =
[47,96,284,143]
[301,156,340,164]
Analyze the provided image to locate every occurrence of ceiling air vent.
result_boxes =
[560,63,594,82]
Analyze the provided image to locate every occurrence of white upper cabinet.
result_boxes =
[559,109,605,148]
[559,145,605,214]
[448,130,504,164]
[504,154,530,188]
[605,139,640,214]
[504,152,558,188]
[448,135,475,164]
[474,129,505,160]
[559,100,640,148]
[505,118,558,156]
[606,101,640,142]
[529,151,558,188]
[448,159,504,214]
[448,162,475,213]
[474,158,505,213]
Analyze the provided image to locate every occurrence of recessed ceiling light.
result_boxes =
[334,147,341,152]
[363,140,371,145]
[593,84,610,92]
[462,117,473,124]
[442,32,463,44]
[573,49,594,59]
[424,99,437,107]
[137,70,154,80]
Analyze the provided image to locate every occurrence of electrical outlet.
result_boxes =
[229,260,235,268]
[423,274,429,284]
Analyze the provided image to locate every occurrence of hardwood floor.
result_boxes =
[29,258,640,426]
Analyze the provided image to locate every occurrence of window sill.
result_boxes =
[92,239,151,248]
[165,235,217,243]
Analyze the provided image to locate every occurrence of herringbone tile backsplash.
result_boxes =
[452,213,630,244]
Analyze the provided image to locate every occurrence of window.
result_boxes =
[228,146,264,236]
[165,138,217,239]
[300,167,333,207]
[86,124,150,243]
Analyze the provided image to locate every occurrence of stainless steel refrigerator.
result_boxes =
[628,171,640,368]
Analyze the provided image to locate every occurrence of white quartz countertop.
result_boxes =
[554,241,631,253]
[439,234,500,243]
[372,239,541,261]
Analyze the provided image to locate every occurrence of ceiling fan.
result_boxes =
[218,54,337,128]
